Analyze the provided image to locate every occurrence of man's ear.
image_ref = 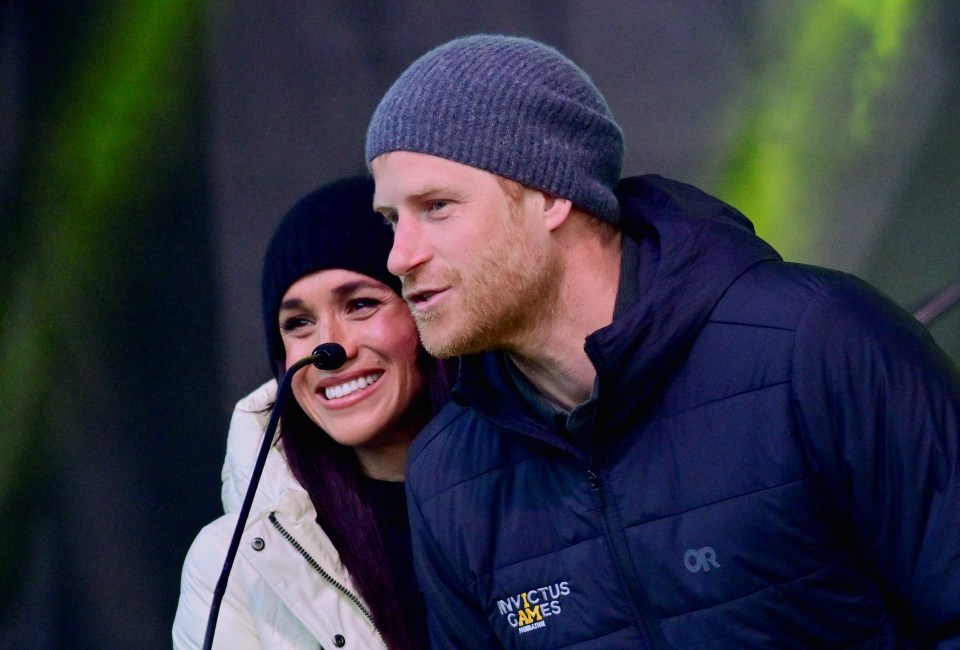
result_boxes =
[542,194,574,231]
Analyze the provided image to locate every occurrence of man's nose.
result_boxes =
[387,214,428,278]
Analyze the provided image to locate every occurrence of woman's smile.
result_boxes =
[321,371,384,401]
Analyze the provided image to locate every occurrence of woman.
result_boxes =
[173,176,449,649]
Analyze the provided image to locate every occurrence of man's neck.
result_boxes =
[509,226,622,410]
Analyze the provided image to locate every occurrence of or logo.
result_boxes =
[495,581,571,635]
[684,547,720,573]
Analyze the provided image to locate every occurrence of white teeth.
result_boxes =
[324,372,382,400]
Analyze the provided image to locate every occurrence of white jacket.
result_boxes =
[172,380,386,650]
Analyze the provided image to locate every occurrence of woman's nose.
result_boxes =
[317,321,357,362]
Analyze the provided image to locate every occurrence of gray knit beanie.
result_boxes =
[365,34,624,224]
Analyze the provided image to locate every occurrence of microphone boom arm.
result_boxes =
[201,343,344,650]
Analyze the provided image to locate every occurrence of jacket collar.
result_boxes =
[454,175,781,439]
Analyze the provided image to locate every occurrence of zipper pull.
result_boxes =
[588,469,600,490]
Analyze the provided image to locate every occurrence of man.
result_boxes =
[365,34,960,648]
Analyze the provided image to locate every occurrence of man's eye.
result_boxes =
[429,200,449,211]
[379,211,398,229]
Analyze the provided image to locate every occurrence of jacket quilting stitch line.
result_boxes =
[640,378,791,423]
[417,450,559,504]
[618,474,813,529]
[659,555,865,621]
[472,533,608,583]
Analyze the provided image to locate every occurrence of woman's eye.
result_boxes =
[347,297,381,313]
[280,316,310,332]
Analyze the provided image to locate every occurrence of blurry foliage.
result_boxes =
[0,0,203,625]
[718,0,921,260]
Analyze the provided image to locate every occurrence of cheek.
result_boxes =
[386,317,422,361]
[373,315,424,377]
[282,326,322,362]
[283,339,316,393]
[440,223,485,260]
[289,364,315,401]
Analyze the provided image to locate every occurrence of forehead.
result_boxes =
[371,151,500,202]
[281,268,390,302]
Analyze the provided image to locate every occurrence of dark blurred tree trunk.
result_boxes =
[0,1,223,648]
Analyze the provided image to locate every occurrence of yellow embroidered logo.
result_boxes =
[496,582,571,635]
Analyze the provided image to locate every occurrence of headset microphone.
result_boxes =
[202,343,346,650]
[312,342,347,370]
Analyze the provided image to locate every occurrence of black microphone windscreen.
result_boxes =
[312,343,347,370]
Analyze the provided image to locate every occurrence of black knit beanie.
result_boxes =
[261,175,400,378]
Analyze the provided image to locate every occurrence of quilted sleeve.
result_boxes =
[791,273,960,646]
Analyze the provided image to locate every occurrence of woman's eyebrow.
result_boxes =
[332,278,388,297]
[278,298,306,312]
[278,279,389,310]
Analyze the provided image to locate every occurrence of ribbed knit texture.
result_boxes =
[365,34,624,224]
[261,176,400,376]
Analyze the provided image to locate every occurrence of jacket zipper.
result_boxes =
[587,468,657,649]
[268,512,383,641]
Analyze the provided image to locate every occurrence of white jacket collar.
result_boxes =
[220,379,304,514]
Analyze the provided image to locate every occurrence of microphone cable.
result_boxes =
[201,343,346,650]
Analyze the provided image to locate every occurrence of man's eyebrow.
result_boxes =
[374,184,449,210]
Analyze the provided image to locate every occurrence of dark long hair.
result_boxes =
[276,347,453,650]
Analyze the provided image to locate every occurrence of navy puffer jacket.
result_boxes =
[406,175,960,649]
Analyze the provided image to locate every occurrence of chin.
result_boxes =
[425,333,492,360]
[419,327,465,359]
[418,311,502,358]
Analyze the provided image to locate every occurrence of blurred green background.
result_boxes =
[2,1,957,648]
